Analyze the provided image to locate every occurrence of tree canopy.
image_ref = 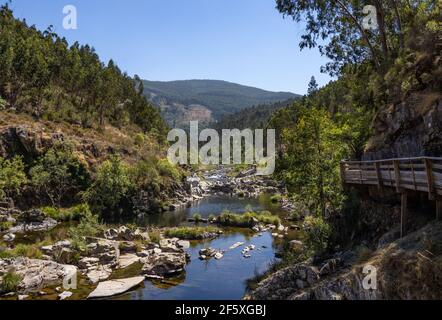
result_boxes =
[0,5,167,135]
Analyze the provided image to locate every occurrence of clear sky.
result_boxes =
[3,0,332,94]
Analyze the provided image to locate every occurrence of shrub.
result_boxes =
[0,271,22,293]
[42,203,92,222]
[303,215,331,254]
[157,159,181,180]
[30,144,90,207]
[83,156,133,213]
[69,210,103,250]
[270,194,282,203]
[0,156,27,201]
[149,230,161,244]
[0,221,13,232]
[0,244,43,259]
[217,211,281,228]
[134,133,146,146]
[164,227,219,240]
[288,211,301,221]
[129,158,161,189]
[192,213,202,223]
[0,96,6,110]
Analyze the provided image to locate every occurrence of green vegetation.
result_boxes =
[0,221,12,232]
[0,156,27,201]
[148,230,161,244]
[142,79,299,126]
[270,194,282,203]
[303,216,332,254]
[0,243,44,259]
[0,271,22,293]
[164,227,219,240]
[83,156,133,213]
[30,144,90,207]
[0,5,167,134]
[192,213,202,223]
[215,99,297,131]
[68,210,103,250]
[288,211,301,222]
[41,203,92,222]
[157,159,182,180]
[217,211,281,228]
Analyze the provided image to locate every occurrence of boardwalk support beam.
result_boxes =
[436,198,442,221]
[401,192,408,238]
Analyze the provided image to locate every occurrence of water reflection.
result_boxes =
[112,194,292,300]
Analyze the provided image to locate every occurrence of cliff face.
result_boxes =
[364,92,442,160]
[248,221,442,300]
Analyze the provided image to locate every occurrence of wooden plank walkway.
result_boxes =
[341,157,442,236]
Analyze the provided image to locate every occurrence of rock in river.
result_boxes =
[87,276,145,299]
[141,252,187,276]
[0,258,77,293]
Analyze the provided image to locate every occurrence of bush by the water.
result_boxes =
[303,215,331,254]
[41,203,92,222]
[30,144,90,207]
[69,210,103,250]
[217,211,280,228]
[83,156,133,213]
[0,271,22,293]
[270,194,282,203]
[0,156,27,201]
[0,243,45,259]
[192,213,203,223]
[164,226,219,240]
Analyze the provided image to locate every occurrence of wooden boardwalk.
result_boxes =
[341,157,442,236]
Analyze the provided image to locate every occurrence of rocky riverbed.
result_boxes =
[0,167,301,300]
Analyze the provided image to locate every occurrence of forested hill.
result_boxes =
[213,99,296,130]
[142,79,299,128]
[0,5,167,136]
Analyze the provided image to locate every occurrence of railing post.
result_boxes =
[340,161,348,191]
[393,160,402,193]
[375,162,383,191]
[424,158,435,200]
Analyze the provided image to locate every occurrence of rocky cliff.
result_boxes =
[247,221,442,300]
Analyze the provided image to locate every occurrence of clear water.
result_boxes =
[112,194,294,300]
[13,194,295,300]
[123,194,288,228]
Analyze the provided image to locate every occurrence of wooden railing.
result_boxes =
[341,157,442,199]
[341,157,442,236]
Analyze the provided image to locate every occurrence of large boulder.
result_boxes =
[87,276,145,299]
[86,239,120,267]
[0,258,77,294]
[141,252,187,276]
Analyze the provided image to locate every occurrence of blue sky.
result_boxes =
[4,0,332,94]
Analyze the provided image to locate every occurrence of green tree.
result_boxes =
[30,145,88,207]
[83,156,133,213]
[0,156,27,201]
[277,105,348,215]
[307,76,319,95]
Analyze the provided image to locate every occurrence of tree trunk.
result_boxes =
[374,0,389,62]
[390,0,404,50]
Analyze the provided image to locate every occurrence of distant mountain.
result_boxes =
[141,79,300,128]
